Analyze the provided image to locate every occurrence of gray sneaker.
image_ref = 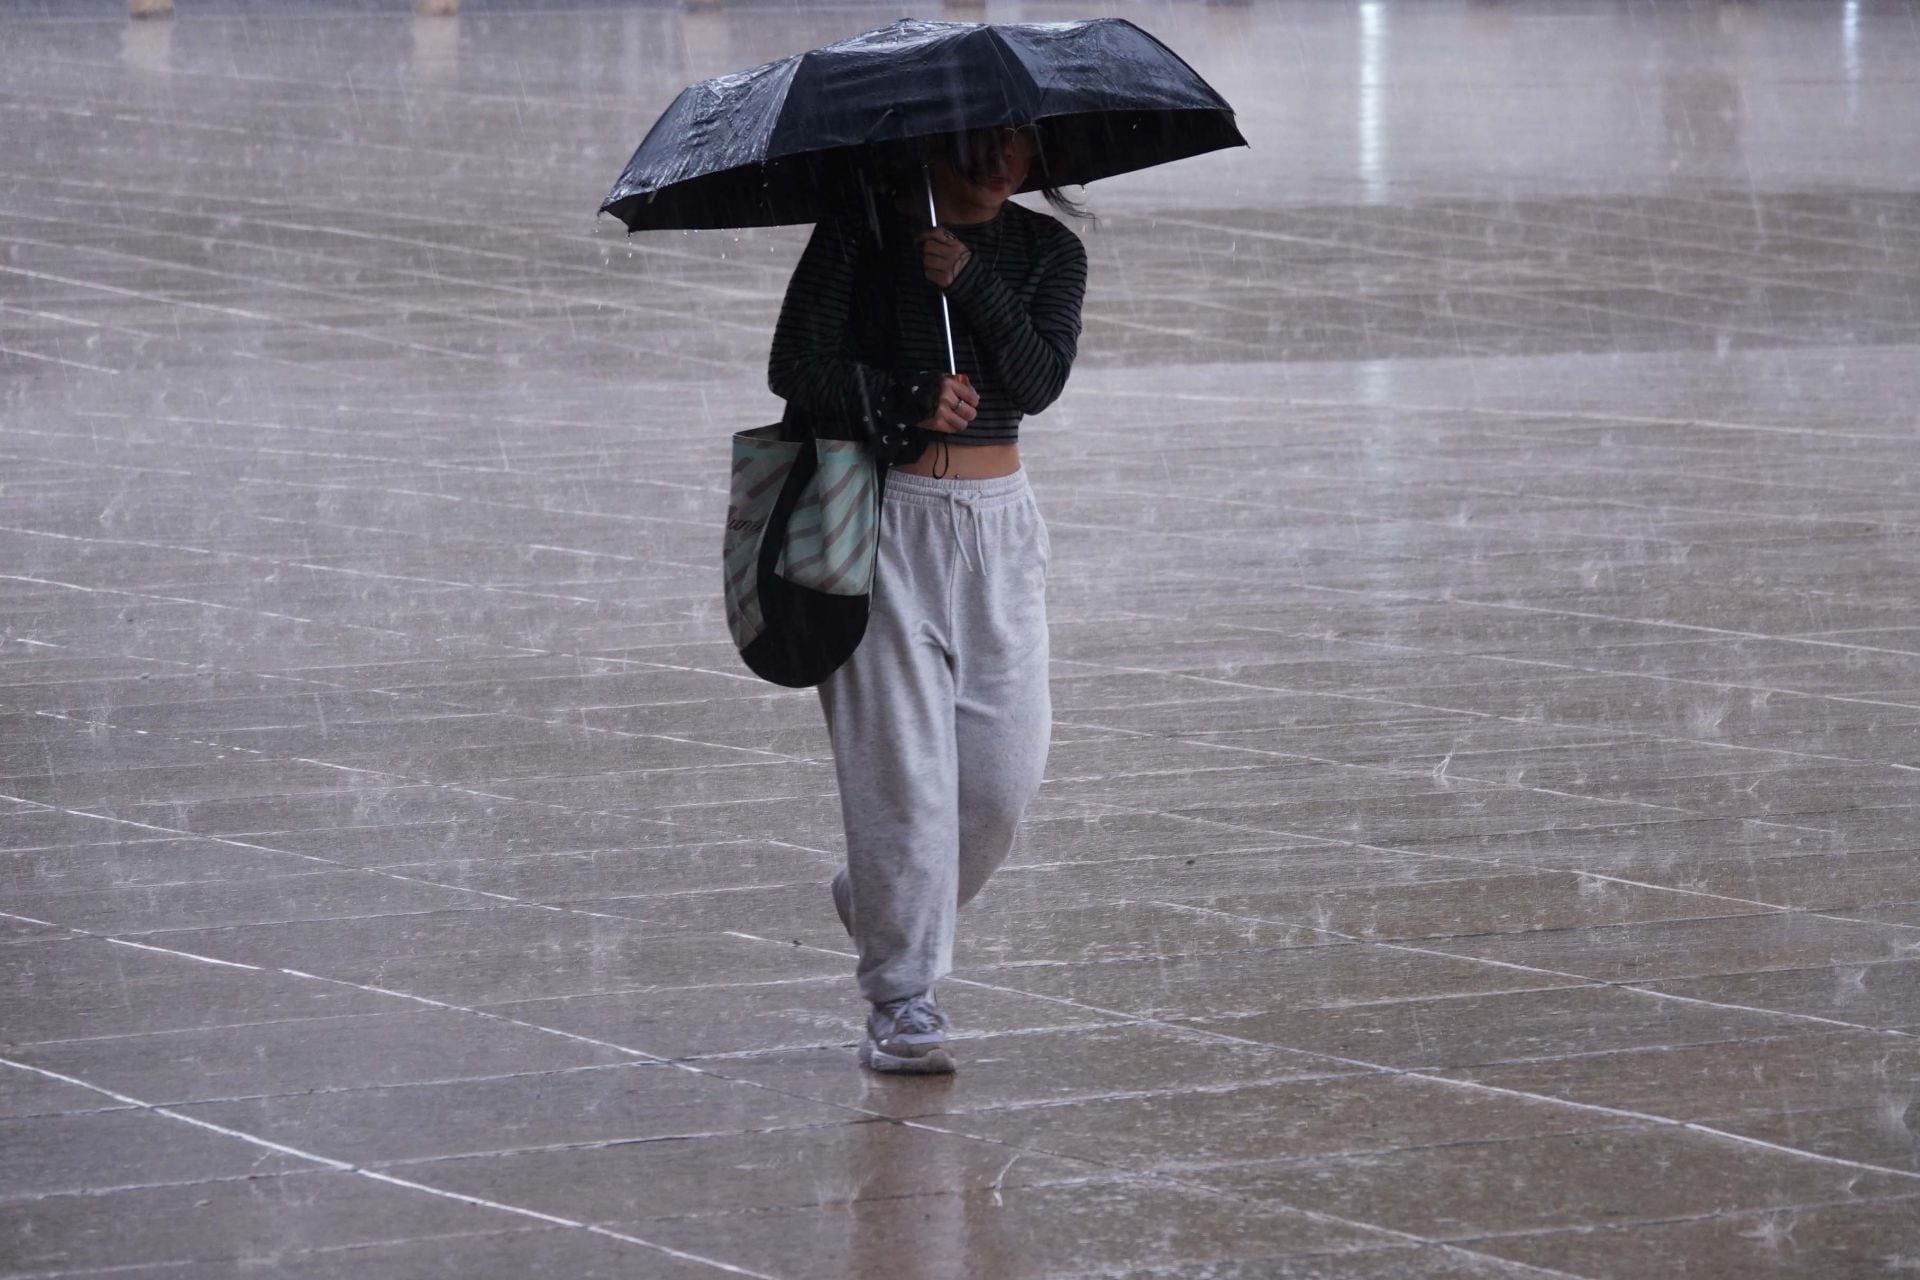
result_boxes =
[859,992,955,1074]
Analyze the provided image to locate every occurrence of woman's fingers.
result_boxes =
[915,373,978,432]
[942,386,974,428]
[924,402,971,433]
[943,375,978,415]
[916,228,969,288]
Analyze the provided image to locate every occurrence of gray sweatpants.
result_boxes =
[818,466,1052,1004]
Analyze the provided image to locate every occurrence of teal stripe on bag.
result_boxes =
[724,427,880,657]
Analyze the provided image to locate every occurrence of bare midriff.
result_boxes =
[892,439,1022,479]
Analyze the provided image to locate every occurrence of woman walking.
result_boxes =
[768,123,1088,1073]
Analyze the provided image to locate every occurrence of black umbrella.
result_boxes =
[598,17,1246,234]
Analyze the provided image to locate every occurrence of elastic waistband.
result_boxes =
[883,466,1031,509]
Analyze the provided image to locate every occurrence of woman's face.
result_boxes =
[942,125,1039,206]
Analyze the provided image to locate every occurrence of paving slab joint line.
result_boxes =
[0,907,910,1140]
[1049,1241,1595,1280]
[868,957,1920,1185]
[14,825,1917,1219]
[0,198,739,369]
[0,911,678,1061]
[882,1121,1596,1277]
[274,967,676,1063]
[25,897,1920,1216]
[950,892,1920,1044]
[1077,626,1920,775]
[897,1108,1904,1280]
[706,926,1920,1185]
[1070,658,1920,782]
[1409,1024,1914,1075]
[0,790,820,941]
[0,1225,588,1280]
[87,921,1518,1268]
[0,917,1083,1178]
[0,1055,780,1280]
[1041,798,1920,987]
[1432,1187,1920,1249]
[25,1059,654,1113]
[26,659,800,799]
[1306,582,1920,678]
[757,922,1920,1090]
[1143,900,1920,1037]
[366,1114,869,1170]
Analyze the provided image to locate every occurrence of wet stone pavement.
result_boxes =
[2,0,1920,1276]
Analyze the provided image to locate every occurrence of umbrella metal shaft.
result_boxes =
[924,165,958,376]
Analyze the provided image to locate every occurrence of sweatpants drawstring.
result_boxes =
[947,492,987,574]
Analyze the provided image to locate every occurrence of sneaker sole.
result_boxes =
[859,1040,956,1075]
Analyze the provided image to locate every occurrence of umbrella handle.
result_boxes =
[923,164,958,376]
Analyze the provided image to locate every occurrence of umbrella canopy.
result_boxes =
[600,17,1246,232]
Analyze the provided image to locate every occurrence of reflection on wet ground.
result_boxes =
[2,1,1918,1276]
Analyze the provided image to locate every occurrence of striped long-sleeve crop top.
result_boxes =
[767,199,1088,446]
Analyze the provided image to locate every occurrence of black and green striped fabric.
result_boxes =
[768,200,1089,446]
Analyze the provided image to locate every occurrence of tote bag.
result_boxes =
[723,425,884,687]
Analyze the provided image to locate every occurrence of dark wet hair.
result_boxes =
[1029,167,1090,220]
[1023,126,1092,221]
[956,123,1092,222]
[1038,184,1091,220]
[867,123,1092,222]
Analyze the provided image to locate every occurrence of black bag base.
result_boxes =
[740,574,871,689]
